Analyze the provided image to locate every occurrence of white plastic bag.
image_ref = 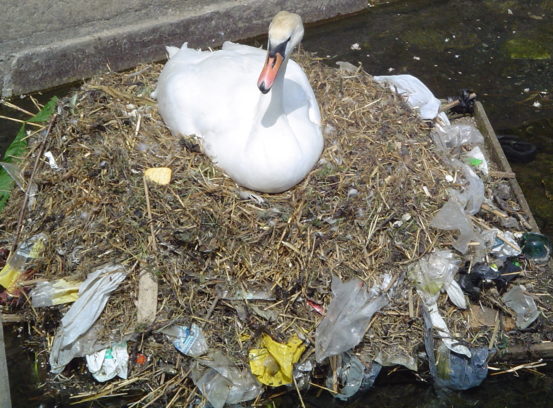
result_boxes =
[373,74,441,120]
[86,342,129,382]
[49,264,127,373]
[315,275,390,363]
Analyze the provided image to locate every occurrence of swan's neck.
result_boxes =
[254,59,288,129]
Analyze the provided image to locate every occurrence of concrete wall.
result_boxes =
[0,0,367,97]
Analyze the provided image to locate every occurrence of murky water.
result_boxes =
[1,0,553,406]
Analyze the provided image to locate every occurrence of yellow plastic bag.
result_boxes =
[249,334,306,386]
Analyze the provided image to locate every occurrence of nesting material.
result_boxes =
[1,51,550,404]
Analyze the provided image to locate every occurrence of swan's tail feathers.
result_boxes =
[165,45,181,59]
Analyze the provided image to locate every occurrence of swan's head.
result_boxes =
[257,11,304,94]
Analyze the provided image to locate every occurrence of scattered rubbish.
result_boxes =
[0,233,47,294]
[521,232,552,263]
[191,350,261,408]
[409,250,465,308]
[0,162,26,192]
[135,353,147,365]
[30,278,81,307]
[430,197,478,254]
[325,352,382,401]
[293,359,315,390]
[432,123,484,150]
[161,323,208,357]
[374,74,441,120]
[44,151,61,170]
[336,61,358,73]
[423,309,489,390]
[144,167,172,185]
[315,275,390,363]
[306,299,325,315]
[496,135,537,163]
[49,264,128,373]
[446,89,477,115]
[463,146,488,175]
[85,342,129,382]
[249,334,306,386]
[410,251,470,357]
[458,259,522,300]
[490,229,522,258]
[502,285,539,329]
[375,350,417,372]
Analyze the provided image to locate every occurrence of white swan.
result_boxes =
[153,11,323,193]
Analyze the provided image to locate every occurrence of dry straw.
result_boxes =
[1,50,548,405]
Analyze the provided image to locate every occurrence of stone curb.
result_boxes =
[1,0,366,97]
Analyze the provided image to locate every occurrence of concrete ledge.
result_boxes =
[1,0,366,97]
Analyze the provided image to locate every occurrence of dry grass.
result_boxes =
[0,50,549,406]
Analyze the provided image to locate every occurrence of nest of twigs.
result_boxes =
[1,50,549,406]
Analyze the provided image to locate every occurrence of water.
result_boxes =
[2,0,553,406]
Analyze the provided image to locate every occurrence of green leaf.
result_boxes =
[28,96,58,123]
[0,172,15,211]
[0,96,58,212]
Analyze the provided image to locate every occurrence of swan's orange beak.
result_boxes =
[257,52,284,94]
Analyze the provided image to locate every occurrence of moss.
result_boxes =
[504,38,551,60]
[402,28,479,52]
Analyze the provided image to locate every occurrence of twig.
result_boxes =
[1,101,36,117]
[143,175,157,252]
[293,374,307,408]
[10,114,57,255]
[0,115,44,127]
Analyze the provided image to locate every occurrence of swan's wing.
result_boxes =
[222,41,266,57]
[284,59,321,126]
[155,47,262,138]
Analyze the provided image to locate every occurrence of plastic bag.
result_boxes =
[31,278,81,307]
[463,146,489,175]
[430,197,477,254]
[249,334,306,386]
[191,350,261,408]
[49,264,127,373]
[161,323,208,357]
[325,352,382,401]
[410,252,470,357]
[315,275,390,363]
[373,74,441,120]
[432,124,485,150]
[502,285,539,329]
[85,342,129,382]
[408,250,465,308]
[423,309,488,390]
[490,230,521,258]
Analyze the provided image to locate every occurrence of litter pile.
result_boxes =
[0,51,552,406]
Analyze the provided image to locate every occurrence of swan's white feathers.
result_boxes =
[154,13,323,193]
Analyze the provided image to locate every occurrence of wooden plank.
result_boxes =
[473,101,540,232]
[0,314,13,408]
